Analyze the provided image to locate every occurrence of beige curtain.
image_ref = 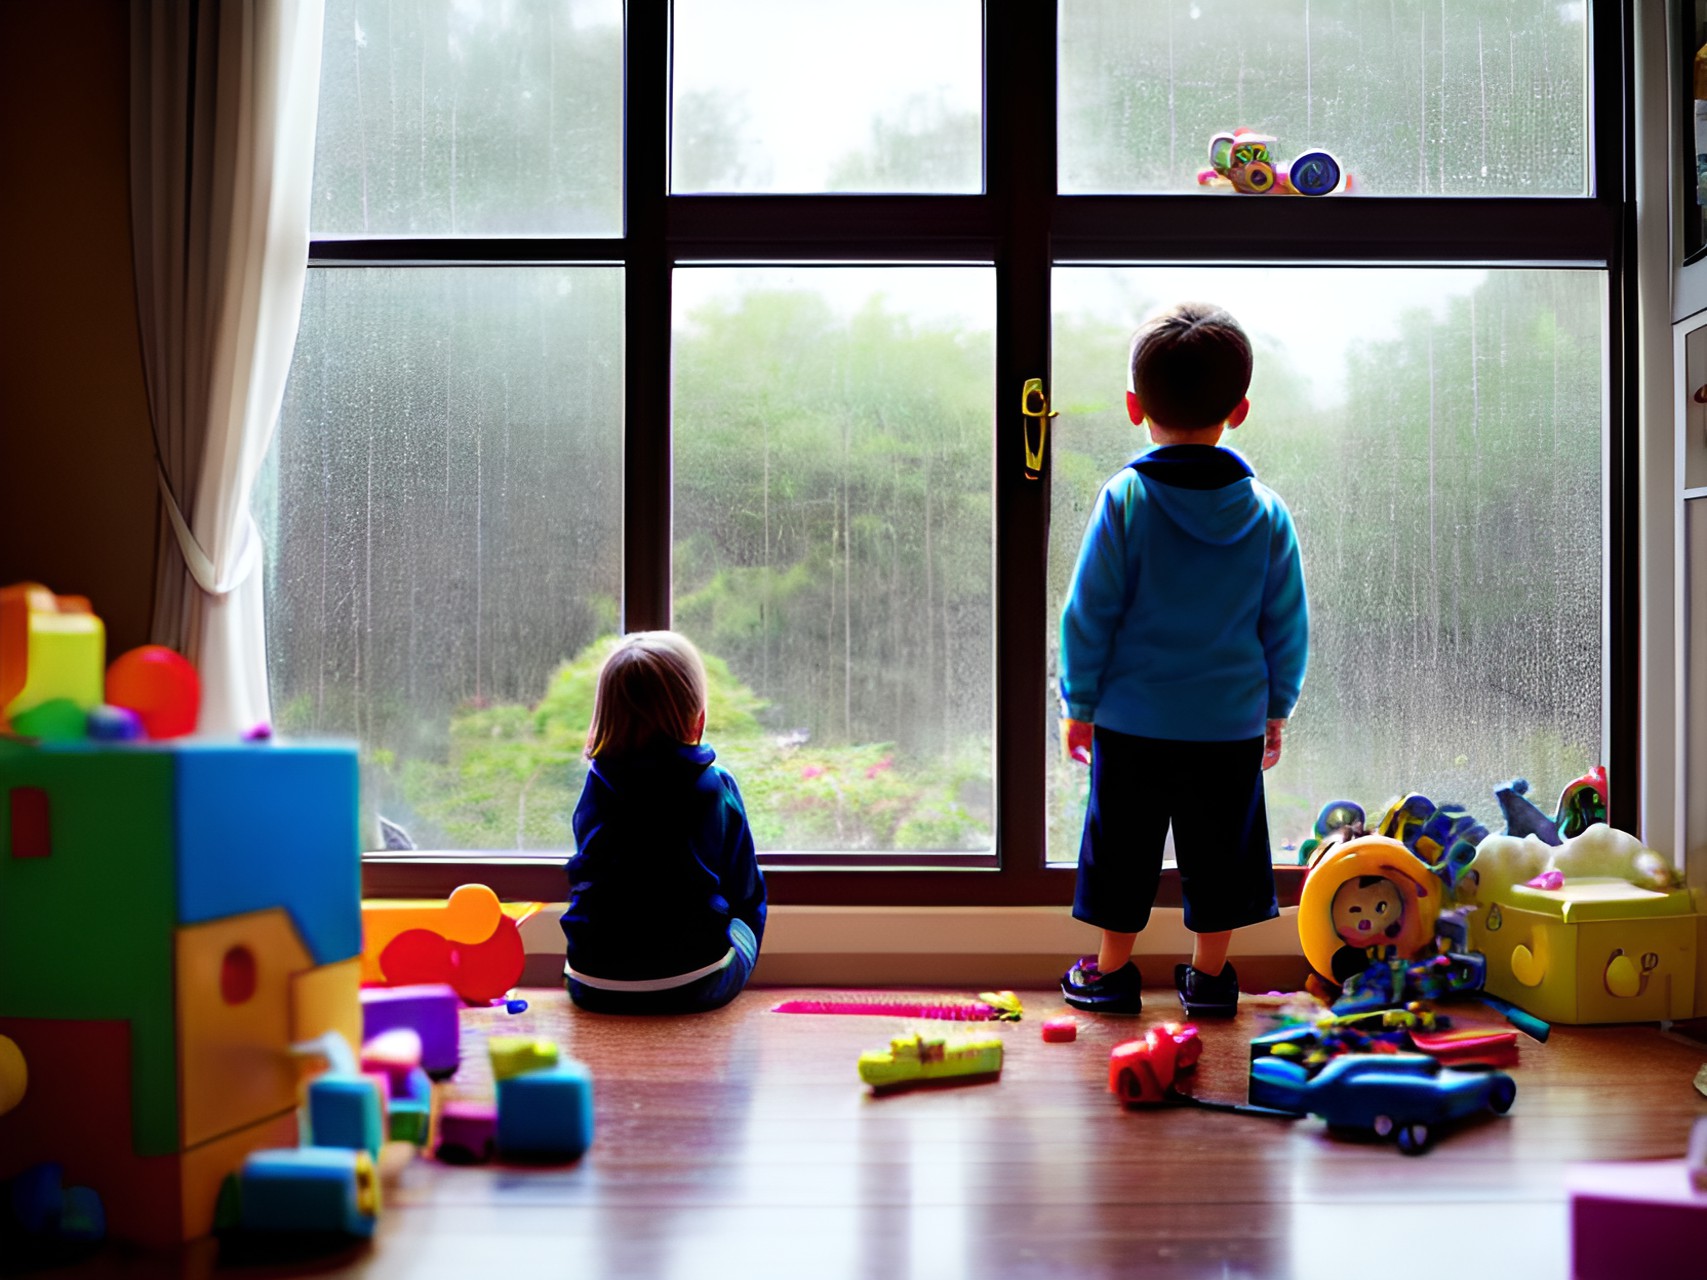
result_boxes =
[129,0,324,735]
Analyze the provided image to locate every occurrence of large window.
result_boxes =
[273,2,1632,905]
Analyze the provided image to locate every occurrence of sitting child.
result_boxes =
[561,631,766,1014]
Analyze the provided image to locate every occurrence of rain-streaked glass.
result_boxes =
[671,0,983,193]
[312,0,623,236]
[1047,267,1605,864]
[1060,0,1589,197]
[260,268,624,850]
[673,267,996,852]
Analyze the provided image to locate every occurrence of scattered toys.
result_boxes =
[496,1062,596,1161]
[0,584,104,732]
[1248,1052,1514,1154]
[1197,129,1349,196]
[365,883,535,1006]
[231,1148,378,1239]
[105,645,201,741]
[360,985,462,1079]
[489,1035,560,1082]
[435,1101,498,1165]
[1108,1023,1201,1106]
[1495,768,1608,845]
[1298,833,1445,990]
[857,1032,1004,1091]
[1041,1016,1078,1043]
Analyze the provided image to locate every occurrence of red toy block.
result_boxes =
[1041,1016,1078,1043]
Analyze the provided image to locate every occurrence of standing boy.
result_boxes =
[1058,302,1308,1017]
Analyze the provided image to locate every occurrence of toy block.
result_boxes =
[11,698,89,741]
[1570,1154,1707,1279]
[0,1032,24,1115]
[173,744,361,967]
[57,1186,105,1242]
[178,1108,297,1242]
[0,583,104,725]
[388,1095,431,1146]
[435,1100,497,1164]
[495,1061,594,1160]
[306,1075,384,1159]
[361,1028,423,1093]
[0,745,178,1153]
[175,909,312,1150]
[488,1035,559,1081]
[361,985,460,1078]
[10,1162,62,1234]
[0,1017,184,1244]
[360,884,505,983]
[236,1148,378,1238]
[289,956,362,1061]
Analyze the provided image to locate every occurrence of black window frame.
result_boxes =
[338,1,1637,908]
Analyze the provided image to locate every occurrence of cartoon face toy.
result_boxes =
[1331,875,1406,947]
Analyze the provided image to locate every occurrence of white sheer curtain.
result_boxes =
[129,0,324,736]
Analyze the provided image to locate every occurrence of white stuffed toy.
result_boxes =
[1455,822,1675,906]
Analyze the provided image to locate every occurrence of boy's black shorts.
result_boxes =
[1073,726,1279,935]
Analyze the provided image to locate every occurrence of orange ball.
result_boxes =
[105,645,200,740]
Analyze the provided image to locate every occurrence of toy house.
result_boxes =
[0,738,361,1245]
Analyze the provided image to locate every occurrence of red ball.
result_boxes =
[450,915,525,1005]
[105,646,200,740]
[380,928,456,987]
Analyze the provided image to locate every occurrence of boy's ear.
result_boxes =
[1226,397,1250,429]
[1125,391,1145,426]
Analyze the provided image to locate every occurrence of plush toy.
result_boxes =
[1298,834,1444,988]
[1454,822,1675,907]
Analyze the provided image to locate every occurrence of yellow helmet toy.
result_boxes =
[1298,834,1443,985]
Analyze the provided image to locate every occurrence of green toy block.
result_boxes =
[488,1035,559,1081]
[0,743,179,1155]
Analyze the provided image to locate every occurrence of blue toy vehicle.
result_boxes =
[1248,1052,1514,1154]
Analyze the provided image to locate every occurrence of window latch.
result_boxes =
[1021,378,1057,481]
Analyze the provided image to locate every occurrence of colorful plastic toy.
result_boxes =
[0,584,104,732]
[305,1075,384,1160]
[4,1162,106,1247]
[1248,1052,1514,1154]
[1041,1016,1078,1043]
[435,1100,498,1165]
[1197,129,1349,196]
[773,991,1023,1021]
[360,985,461,1079]
[363,883,535,1006]
[1495,767,1608,845]
[1332,951,1486,1015]
[1108,1023,1202,1106]
[0,732,363,1246]
[233,1148,378,1238]
[1298,834,1444,989]
[495,1061,595,1160]
[104,645,200,740]
[489,1035,560,1082]
[857,1033,1004,1090]
[1569,1118,1707,1280]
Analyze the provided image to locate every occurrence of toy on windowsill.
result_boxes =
[1494,766,1608,845]
[362,884,536,1006]
[858,1032,1004,1091]
[1196,129,1350,196]
[1248,1052,1515,1154]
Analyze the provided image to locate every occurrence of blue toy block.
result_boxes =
[495,1061,594,1160]
[237,1148,377,1238]
[306,1075,384,1159]
[9,1162,63,1235]
[173,744,361,966]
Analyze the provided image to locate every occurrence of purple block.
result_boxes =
[1570,1160,1707,1280]
[435,1100,497,1165]
[360,984,461,1077]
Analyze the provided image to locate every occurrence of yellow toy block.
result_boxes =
[175,908,313,1148]
[0,582,105,724]
[1470,879,1699,1024]
[488,1036,559,1081]
[290,956,363,1065]
[178,1108,297,1241]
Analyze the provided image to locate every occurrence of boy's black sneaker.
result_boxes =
[1175,961,1240,1018]
[1060,957,1143,1015]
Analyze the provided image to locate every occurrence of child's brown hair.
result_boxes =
[585,631,708,760]
[1128,301,1253,430]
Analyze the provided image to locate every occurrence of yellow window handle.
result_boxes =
[1021,377,1057,480]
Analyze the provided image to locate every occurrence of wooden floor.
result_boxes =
[37,986,1707,1280]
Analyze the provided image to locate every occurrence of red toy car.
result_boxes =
[1108,1022,1202,1105]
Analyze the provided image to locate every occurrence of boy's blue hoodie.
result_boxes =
[1059,443,1308,741]
[561,740,766,982]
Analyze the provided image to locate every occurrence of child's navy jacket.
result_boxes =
[561,740,766,982]
[1060,443,1308,741]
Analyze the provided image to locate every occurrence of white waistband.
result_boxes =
[565,946,734,991]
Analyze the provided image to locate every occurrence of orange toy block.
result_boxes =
[176,908,315,1149]
[0,582,104,725]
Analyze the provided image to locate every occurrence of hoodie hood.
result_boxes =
[589,740,716,798]
[1129,444,1264,546]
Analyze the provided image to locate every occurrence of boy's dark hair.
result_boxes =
[1128,302,1253,430]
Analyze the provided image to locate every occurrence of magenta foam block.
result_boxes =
[360,984,460,1078]
[1569,1159,1707,1280]
[436,1100,497,1165]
